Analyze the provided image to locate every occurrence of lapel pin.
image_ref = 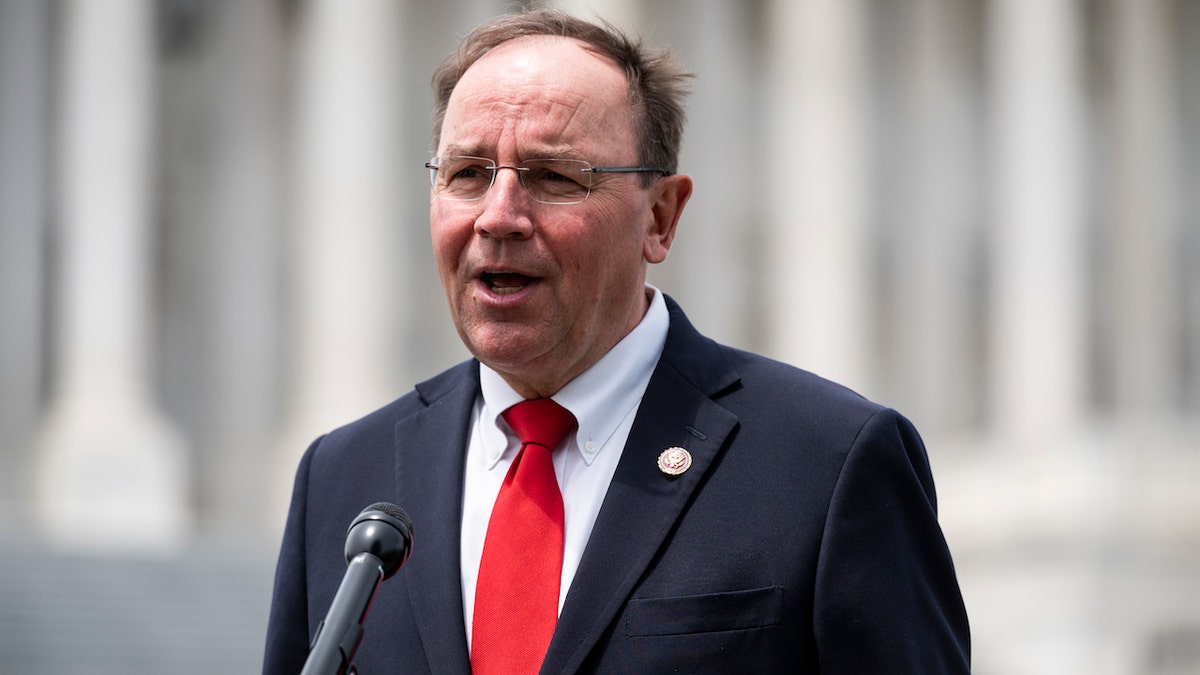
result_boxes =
[657,447,692,476]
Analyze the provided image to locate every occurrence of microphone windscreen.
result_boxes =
[362,501,413,533]
[345,502,413,577]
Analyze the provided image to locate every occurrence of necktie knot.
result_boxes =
[502,398,576,452]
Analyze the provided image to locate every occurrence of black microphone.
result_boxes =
[301,502,414,675]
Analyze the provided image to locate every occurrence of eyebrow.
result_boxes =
[439,143,488,158]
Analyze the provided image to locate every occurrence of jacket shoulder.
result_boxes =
[307,359,478,465]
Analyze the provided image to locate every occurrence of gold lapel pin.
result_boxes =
[657,446,692,476]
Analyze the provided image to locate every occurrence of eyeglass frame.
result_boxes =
[425,155,671,205]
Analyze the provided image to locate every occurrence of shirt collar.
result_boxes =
[478,285,669,469]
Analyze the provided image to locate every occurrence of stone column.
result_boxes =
[155,1,289,534]
[1187,0,1200,413]
[272,0,404,523]
[0,0,51,518]
[1105,0,1180,414]
[887,0,980,432]
[643,0,757,350]
[983,2,1095,670]
[988,0,1088,439]
[36,0,190,551]
[764,0,873,393]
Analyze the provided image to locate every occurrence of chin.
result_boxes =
[464,328,547,371]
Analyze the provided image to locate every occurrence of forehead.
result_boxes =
[440,36,637,157]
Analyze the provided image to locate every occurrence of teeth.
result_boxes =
[484,271,531,294]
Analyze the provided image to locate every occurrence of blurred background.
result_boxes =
[1,0,1197,672]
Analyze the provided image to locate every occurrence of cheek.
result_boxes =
[430,211,472,274]
[587,192,650,236]
[589,202,653,264]
[549,213,624,271]
[551,204,649,293]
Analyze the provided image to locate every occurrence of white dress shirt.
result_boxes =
[460,286,669,647]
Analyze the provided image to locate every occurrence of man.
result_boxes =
[264,8,970,674]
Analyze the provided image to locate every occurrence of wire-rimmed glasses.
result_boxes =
[426,155,669,205]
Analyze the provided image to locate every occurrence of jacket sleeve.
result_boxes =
[813,408,971,673]
[262,437,320,675]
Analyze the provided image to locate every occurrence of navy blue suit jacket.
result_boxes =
[263,298,970,673]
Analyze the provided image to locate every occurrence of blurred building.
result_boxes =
[1,0,1197,672]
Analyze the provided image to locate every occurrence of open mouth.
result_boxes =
[482,271,535,295]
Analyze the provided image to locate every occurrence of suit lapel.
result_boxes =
[393,362,478,673]
[542,299,741,673]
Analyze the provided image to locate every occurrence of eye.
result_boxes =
[433,157,495,199]
[526,161,587,188]
[448,162,492,182]
[538,169,579,184]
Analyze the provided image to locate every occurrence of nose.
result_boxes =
[473,166,534,239]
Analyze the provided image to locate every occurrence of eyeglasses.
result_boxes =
[425,155,669,205]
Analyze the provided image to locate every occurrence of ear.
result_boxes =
[643,173,693,264]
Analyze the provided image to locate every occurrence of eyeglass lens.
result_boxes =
[429,156,593,204]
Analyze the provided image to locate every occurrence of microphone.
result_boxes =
[301,502,414,675]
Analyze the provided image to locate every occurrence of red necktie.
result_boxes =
[471,398,577,675]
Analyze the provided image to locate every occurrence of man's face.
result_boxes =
[431,36,689,398]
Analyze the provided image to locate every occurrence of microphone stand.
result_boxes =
[299,552,386,675]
